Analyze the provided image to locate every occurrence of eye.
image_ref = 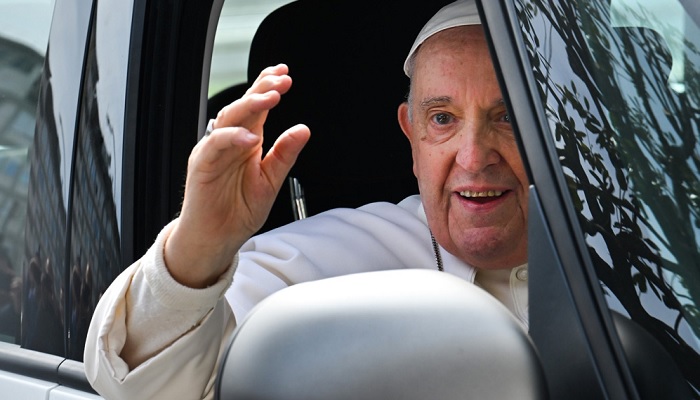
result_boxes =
[432,112,453,125]
[500,113,512,123]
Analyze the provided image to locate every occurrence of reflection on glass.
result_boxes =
[21,253,64,354]
[0,250,20,343]
[518,0,700,394]
[65,0,127,361]
[22,50,67,357]
[0,2,53,345]
[21,0,89,356]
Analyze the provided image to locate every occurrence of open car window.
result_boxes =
[206,0,442,233]
[208,0,291,97]
[517,0,700,394]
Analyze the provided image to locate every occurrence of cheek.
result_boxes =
[503,144,529,187]
[411,146,420,178]
[412,148,433,179]
[411,148,431,192]
[509,153,530,213]
[514,160,530,193]
[414,148,452,192]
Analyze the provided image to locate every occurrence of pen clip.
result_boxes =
[289,177,307,221]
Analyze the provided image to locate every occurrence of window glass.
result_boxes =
[21,0,91,357]
[64,0,133,361]
[0,0,55,346]
[517,0,700,394]
[209,0,291,97]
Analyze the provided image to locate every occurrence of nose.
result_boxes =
[455,123,501,173]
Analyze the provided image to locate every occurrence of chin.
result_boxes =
[451,230,525,265]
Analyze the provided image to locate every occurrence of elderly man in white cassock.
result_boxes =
[84,1,530,398]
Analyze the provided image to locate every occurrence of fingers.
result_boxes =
[247,64,293,96]
[192,122,310,184]
[260,124,311,192]
[215,91,282,131]
[194,64,307,190]
[194,126,261,169]
[213,65,292,133]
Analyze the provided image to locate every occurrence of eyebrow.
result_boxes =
[419,97,507,109]
[419,96,452,109]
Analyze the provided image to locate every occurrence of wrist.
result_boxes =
[163,219,241,288]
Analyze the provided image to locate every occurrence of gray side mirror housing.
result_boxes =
[215,269,548,399]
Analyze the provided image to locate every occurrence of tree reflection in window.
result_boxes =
[517,0,700,393]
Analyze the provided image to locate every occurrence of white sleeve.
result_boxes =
[84,220,237,400]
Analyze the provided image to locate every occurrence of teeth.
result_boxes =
[459,190,504,198]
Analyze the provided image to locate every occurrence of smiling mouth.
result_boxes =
[458,190,505,204]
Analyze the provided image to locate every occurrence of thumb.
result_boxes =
[260,124,311,192]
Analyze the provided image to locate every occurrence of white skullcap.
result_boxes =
[403,0,481,77]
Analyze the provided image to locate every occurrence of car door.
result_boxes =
[0,0,224,397]
[0,0,100,397]
[483,0,700,398]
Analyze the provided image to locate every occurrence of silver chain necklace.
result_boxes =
[430,230,444,272]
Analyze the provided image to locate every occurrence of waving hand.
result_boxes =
[164,64,310,288]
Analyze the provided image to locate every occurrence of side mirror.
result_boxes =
[215,269,548,400]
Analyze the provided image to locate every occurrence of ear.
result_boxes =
[397,102,419,178]
[397,102,413,143]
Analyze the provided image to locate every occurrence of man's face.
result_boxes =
[398,26,529,270]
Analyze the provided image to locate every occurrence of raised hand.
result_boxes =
[164,64,310,288]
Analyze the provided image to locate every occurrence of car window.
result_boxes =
[517,0,700,395]
[209,0,292,97]
[0,0,56,346]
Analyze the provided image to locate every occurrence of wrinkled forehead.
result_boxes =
[409,26,501,108]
